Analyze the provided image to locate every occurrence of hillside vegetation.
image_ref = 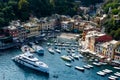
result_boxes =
[0,0,103,27]
[102,0,120,40]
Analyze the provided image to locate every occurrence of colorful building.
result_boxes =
[17,26,27,42]
[113,42,120,64]
[3,26,19,41]
[95,35,113,58]
[23,22,40,38]
[107,40,119,60]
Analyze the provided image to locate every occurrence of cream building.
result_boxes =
[23,22,40,38]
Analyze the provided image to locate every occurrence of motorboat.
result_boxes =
[72,48,76,50]
[61,55,72,62]
[114,72,120,77]
[68,56,74,61]
[83,65,91,69]
[94,59,99,62]
[99,62,107,65]
[55,48,61,53]
[75,66,85,71]
[113,66,120,70]
[67,49,71,53]
[12,52,49,74]
[47,43,50,46]
[97,71,106,76]
[48,48,55,54]
[71,50,75,53]
[102,69,113,74]
[21,45,35,53]
[78,54,83,58]
[92,62,101,66]
[35,40,39,44]
[87,64,93,68]
[72,54,79,60]
[66,42,71,44]
[32,45,44,55]
[108,75,118,80]
[65,63,72,67]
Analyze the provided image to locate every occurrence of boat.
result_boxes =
[108,75,118,80]
[71,50,75,53]
[83,65,91,69]
[97,71,106,76]
[21,45,35,53]
[94,59,99,62]
[75,66,85,71]
[32,45,44,55]
[99,62,107,65]
[72,54,79,60]
[67,49,70,53]
[47,43,50,46]
[102,69,113,74]
[35,40,39,44]
[12,52,49,74]
[61,55,72,62]
[68,56,74,61]
[72,48,76,50]
[113,66,120,70]
[65,63,72,67]
[78,54,83,58]
[87,64,93,68]
[66,42,71,44]
[48,48,55,54]
[55,49,61,53]
[92,62,101,66]
[114,72,120,77]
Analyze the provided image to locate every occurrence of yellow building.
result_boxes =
[114,42,120,62]
[23,22,40,38]
[101,42,110,57]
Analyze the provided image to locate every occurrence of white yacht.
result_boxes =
[32,45,44,55]
[12,52,49,74]
[48,48,55,54]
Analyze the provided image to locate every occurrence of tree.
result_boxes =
[18,0,29,9]
[114,28,120,40]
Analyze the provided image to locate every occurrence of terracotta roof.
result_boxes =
[95,35,113,42]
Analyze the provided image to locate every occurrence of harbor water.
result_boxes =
[0,38,119,80]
